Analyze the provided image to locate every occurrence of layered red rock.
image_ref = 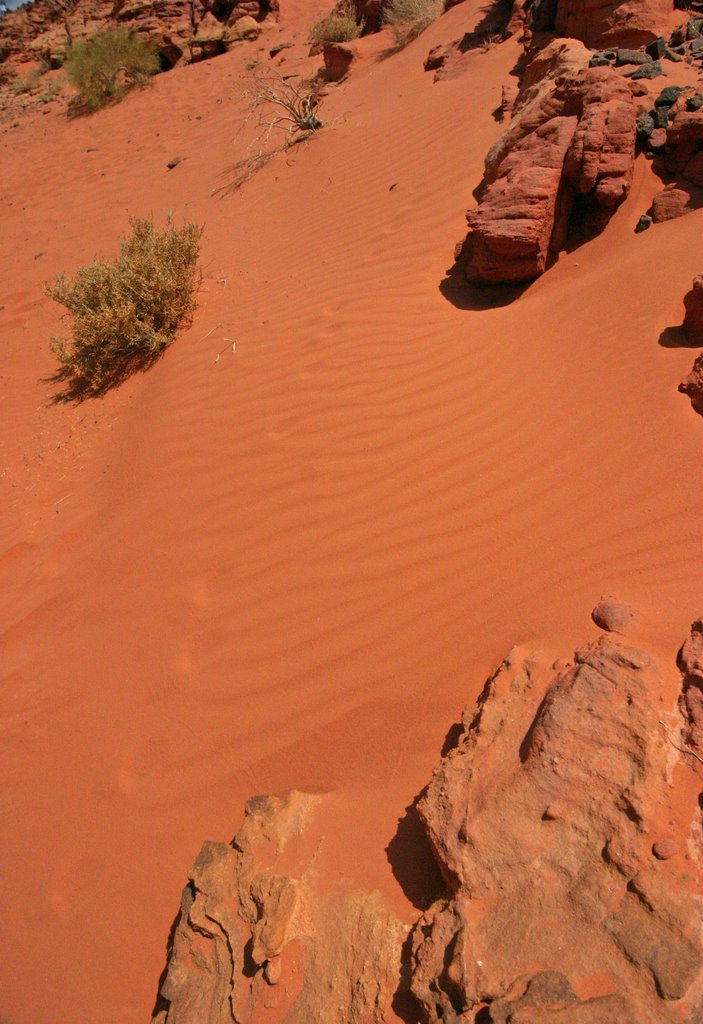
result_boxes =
[553,0,674,47]
[410,634,703,1023]
[151,791,404,1024]
[465,64,636,283]
[683,274,703,343]
[650,109,703,223]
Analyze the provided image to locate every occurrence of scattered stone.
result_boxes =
[664,47,683,62]
[592,599,637,633]
[269,42,292,57]
[631,59,664,79]
[616,47,652,65]
[687,18,703,40]
[655,85,683,106]
[590,54,611,66]
[646,36,667,59]
[166,155,185,170]
[686,93,703,111]
[635,213,652,231]
[653,839,679,860]
[652,181,703,220]
[652,106,670,128]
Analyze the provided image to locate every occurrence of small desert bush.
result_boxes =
[383,0,442,46]
[46,217,203,394]
[309,1,364,43]
[11,69,40,95]
[64,28,159,112]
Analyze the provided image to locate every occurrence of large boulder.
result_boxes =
[510,0,676,47]
[683,275,703,343]
[680,353,703,415]
[151,791,404,1024]
[410,633,703,1024]
[464,64,636,284]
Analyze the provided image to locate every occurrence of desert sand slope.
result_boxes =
[1,2,703,1021]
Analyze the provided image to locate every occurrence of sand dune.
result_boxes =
[2,2,703,1020]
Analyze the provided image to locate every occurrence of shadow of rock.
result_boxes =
[439,259,530,310]
[658,325,701,348]
[385,795,446,913]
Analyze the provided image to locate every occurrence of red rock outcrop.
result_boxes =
[464,63,636,283]
[680,353,703,414]
[679,618,703,748]
[410,635,703,1023]
[151,790,404,1024]
[505,0,675,47]
[0,0,276,70]
[553,0,673,48]
[683,274,703,343]
[643,105,703,224]
[152,618,703,1024]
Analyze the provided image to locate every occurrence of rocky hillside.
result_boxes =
[3,0,703,1020]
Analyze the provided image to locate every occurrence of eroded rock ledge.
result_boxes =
[152,614,703,1024]
[460,40,636,284]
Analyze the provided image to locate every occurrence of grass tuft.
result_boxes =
[383,0,442,47]
[310,1,364,43]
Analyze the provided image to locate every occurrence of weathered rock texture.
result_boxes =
[639,98,703,224]
[152,621,703,1024]
[680,353,703,415]
[464,57,636,283]
[506,0,674,47]
[683,274,703,343]
[0,0,276,70]
[151,790,404,1024]
[679,618,703,750]
[553,0,673,48]
[410,636,703,1024]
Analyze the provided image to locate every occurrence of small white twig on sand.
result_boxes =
[214,339,236,363]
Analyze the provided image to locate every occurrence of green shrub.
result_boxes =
[383,0,442,46]
[64,28,159,112]
[309,1,364,43]
[46,217,203,394]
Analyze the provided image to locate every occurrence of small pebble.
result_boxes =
[653,839,679,860]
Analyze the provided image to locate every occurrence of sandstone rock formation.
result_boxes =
[322,40,357,81]
[553,0,673,48]
[680,353,703,415]
[0,0,276,71]
[506,0,674,47]
[151,790,404,1024]
[463,59,636,283]
[679,618,703,748]
[409,635,703,1023]
[683,274,703,343]
[152,618,703,1024]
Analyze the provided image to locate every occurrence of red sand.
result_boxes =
[2,3,703,1021]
